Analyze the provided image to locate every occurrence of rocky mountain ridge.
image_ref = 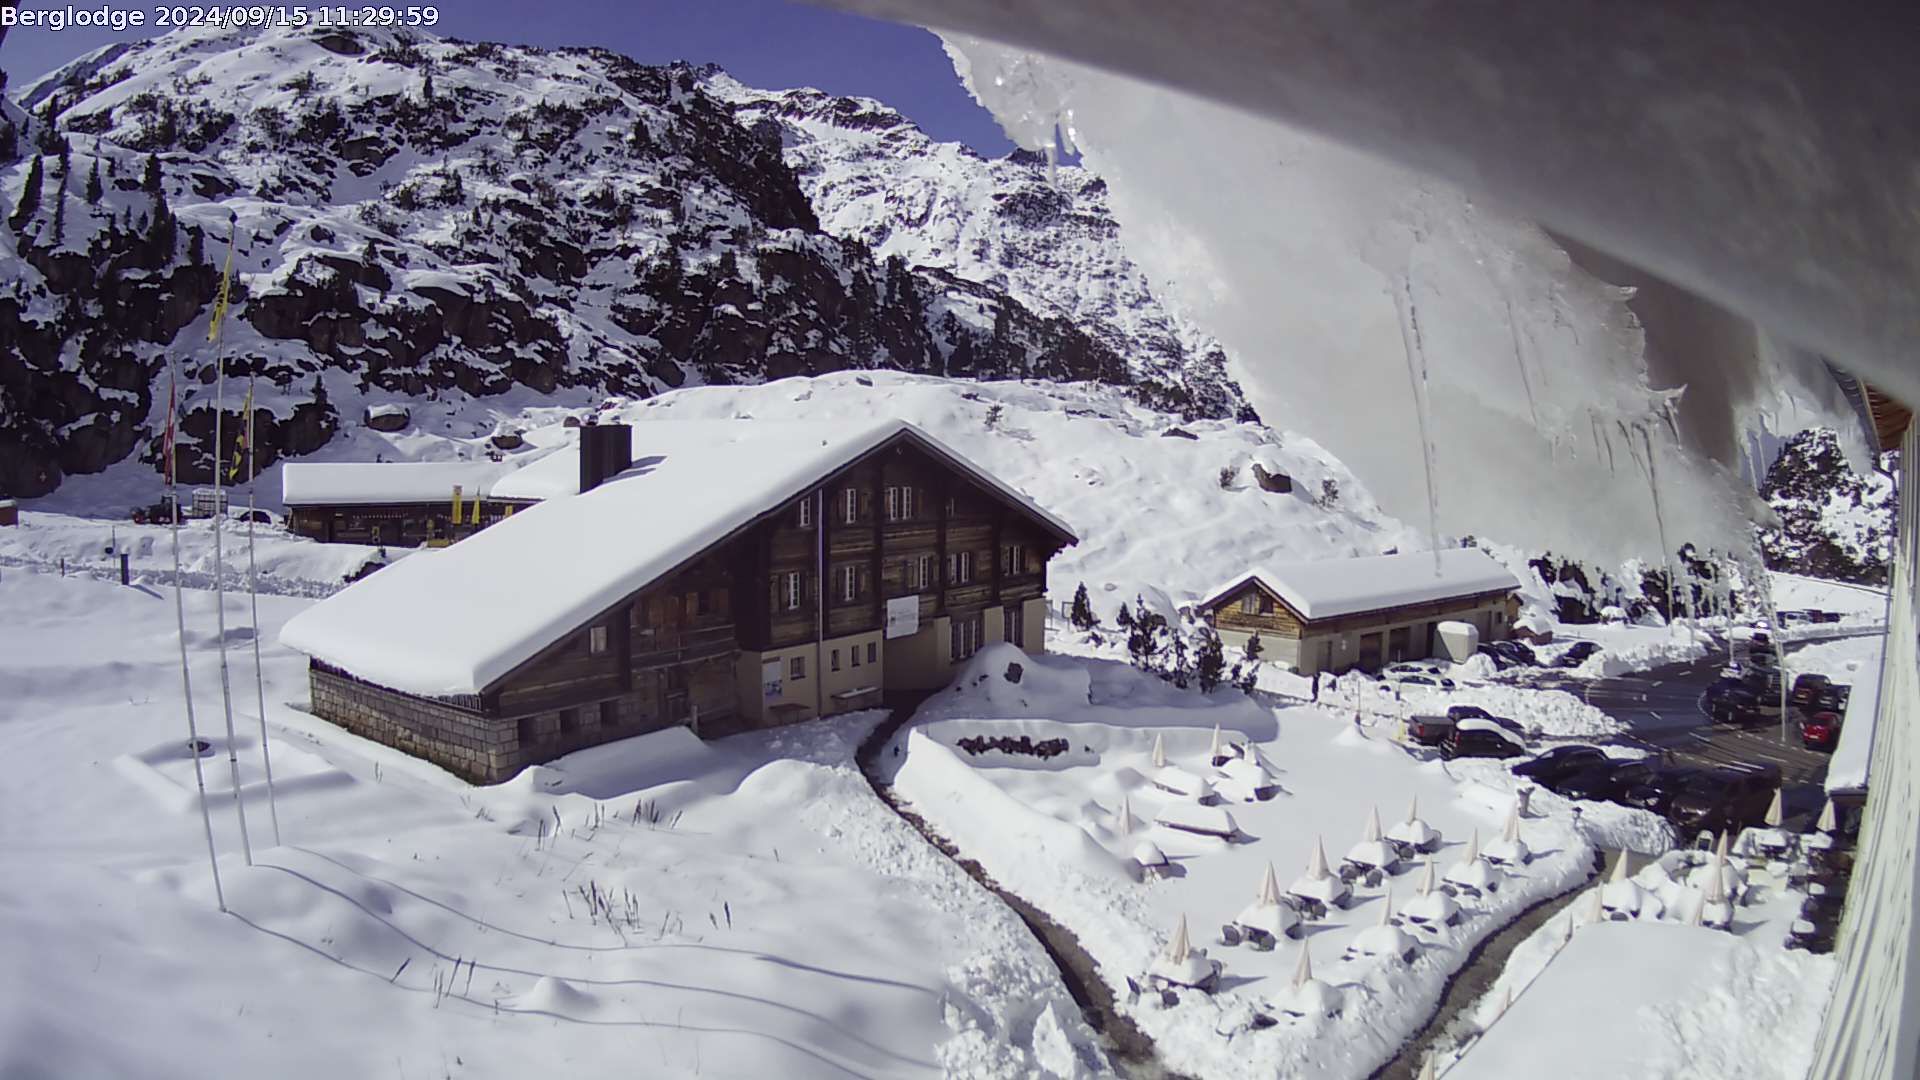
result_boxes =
[0,24,1246,498]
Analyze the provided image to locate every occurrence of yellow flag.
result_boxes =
[229,377,254,481]
[207,219,237,342]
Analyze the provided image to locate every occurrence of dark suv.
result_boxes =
[1667,764,1783,834]
[1511,745,1609,784]
[1790,673,1832,712]
[1439,719,1527,760]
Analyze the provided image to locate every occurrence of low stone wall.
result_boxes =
[310,665,519,783]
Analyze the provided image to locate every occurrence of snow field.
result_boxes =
[0,569,1106,1079]
[884,644,1625,1080]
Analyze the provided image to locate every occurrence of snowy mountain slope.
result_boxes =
[1,24,1232,500]
[701,72,1246,422]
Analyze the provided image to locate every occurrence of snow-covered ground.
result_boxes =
[879,644,1666,1079]
[0,510,387,596]
[0,569,1106,1079]
[1440,847,1835,1079]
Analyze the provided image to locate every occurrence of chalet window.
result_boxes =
[589,625,609,655]
[851,645,861,668]
[867,642,877,664]
[838,565,863,603]
[843,488,859,525]
[901,486,914,519]
[885,485,915,521]
[950,612,984,662]
[790,655,806,680]
[1260,595,1275,614]
[1001,544,1026,576]
[1004,605,1024,648]
[946,496,958,518]
[831,648,841,672]
[782,571,802,611]
[559,707,580,733]
[1240,594,1258,615]
[798,498,812,528]
[916,554,935,590]
[947,550,974,585]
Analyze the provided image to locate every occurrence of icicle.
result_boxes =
[1392,262,1444,575]
[1259,862,1282,907]
[1150,733,1167,769]
[1764,788,1784,829]
[1166,914,1191,964]
[1292,939,1314,988]
[1364,805,1383,843]
[164,358,226,913]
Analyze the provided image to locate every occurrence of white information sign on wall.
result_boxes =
[886,595,921,640]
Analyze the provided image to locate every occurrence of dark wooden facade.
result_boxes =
[304,429,1072,784]
[288,500,534,548]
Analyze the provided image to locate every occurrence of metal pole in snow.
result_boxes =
[166,359,227,912]
[209,218,254,866]
[243,370,282,846]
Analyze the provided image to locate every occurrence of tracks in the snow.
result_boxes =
[855,697,1191,1080]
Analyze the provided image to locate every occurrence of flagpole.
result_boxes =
[209,215,253,867]
[242,368,282,846]
[166,359,227,912]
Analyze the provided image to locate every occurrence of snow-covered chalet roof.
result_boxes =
[280,460,522,507]
[280,419,1075,696]
[1199,547,1519,623]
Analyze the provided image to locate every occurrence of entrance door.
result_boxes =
[1387,626,1410,663]
[1358,632,1384,673]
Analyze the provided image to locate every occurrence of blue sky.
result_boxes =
[0,0,1017,154]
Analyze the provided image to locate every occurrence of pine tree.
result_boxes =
[1167,631,1191,689]
[1235,634,1264,694]
[1116,602,1134,630]
[84,158,102,203]
[187,226,205,266]
[55,138,70,178]
[1125,595,1167,675]
[10,153,44,231]
[1196,628,1226,693]
[1069,582,1096,631]
[142,152,163,193]
[421,73,436,104]
[48,171,66,247]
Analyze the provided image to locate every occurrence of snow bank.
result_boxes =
[0,510,387,596]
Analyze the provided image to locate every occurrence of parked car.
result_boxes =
[1553,641,1602,668]
[1705,684,1759,724]
[1478,640,1539,669]
[1802,710,1843,752]
[1620,765,1709,815]
[1547,759,1663,802]
[1389,672,1457,691]
[1511,744,1610,784]
[1448,704,1537,740]
[1439,718,1528,760]
[230,507,282,526]
[1813,684,1852,714]
[1667,763,1783,834]
[1790,673,1833,711]
[1406,714,1455,746]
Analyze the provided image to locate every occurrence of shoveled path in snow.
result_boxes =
[859,692,1190,1080]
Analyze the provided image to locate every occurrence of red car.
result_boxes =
[1802,711,1842,752]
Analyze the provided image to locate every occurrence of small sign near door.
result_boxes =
[761,659,782,700]
[885,595,920,640]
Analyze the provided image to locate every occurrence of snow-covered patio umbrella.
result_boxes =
[1400,858,1461,930]
[1690,850,1734,930]
[1685,836,1748,905]
[1342,805,1402,881]
[1749,787,1795,858]
[1386,796,1442,855]
[1345,886,1418,965]
[1287,836,1353,914]
[1133,837,1169,877]
[1599,852,1663,921]
[1276,940,1342,1018]
[1148,914,1221,992]
[1442,828,1501,901]
[1482,801,1531,867]
[1151,764,1216,803]
[1226,863,1300,948]
[1214,755,1280,802]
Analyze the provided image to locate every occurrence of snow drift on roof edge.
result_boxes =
[938,33,1864,570]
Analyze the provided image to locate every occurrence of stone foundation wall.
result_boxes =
[310,665,519,783]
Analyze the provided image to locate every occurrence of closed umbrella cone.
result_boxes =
[1151,733,1167,769]
[1764,788,1784,828]
[1817,799,1839,834]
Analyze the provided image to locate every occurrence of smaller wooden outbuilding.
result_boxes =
[0,499,17,527]
[1199,548,1521,675]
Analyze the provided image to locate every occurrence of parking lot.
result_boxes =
[1528,631,1883,825]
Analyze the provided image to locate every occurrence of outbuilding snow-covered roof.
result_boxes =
[279,418,1074,696]
[280,460,523,506]
[1200,547,1519,622]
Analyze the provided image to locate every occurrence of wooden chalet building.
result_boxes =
[1198,548,1521,675]
[279,419,1076,783]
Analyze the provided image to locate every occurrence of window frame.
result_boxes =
[790,655,806,680]
[798,497,812,528]
[588,625,609,655]
[843,488,859,525]
[783,571,802,611]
